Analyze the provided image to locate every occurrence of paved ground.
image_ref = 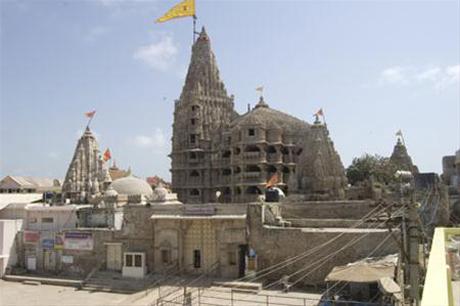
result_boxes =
[0,279,322,306]
[0,280,155,306]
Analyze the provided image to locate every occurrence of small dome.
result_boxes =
[111,175,153,197]
[152,183,168,201]
[104,185,118,197]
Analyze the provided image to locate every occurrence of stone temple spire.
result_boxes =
[171,26,236,204]
[390,138,419,174]
[62,127,104,203]
[288,121,348,200]
[181,27,230,100]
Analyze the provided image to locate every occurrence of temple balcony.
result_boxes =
[242,152,266,162]
[267,153,282,163]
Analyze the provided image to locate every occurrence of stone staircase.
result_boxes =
[81,270,159,293]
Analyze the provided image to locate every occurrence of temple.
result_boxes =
[61,127,105,203]
[171,27,347,204]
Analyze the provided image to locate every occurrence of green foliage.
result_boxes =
[346,154,398,186]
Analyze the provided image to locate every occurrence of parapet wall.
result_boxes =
[280,199,377,219]
[248,204,399,286]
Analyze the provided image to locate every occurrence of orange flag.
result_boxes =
[85,110,96,118]
[314,108,323,117]
[102,148,111,162]
[266,173,279,188]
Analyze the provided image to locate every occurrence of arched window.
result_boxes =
[246,165,261,172]
[222,150,231,158]
[267,165,277,174]
[190,170,200,177]
[234,187,242,195]
[266,146,277,154]
[190,189,200,196]
[245,186,262,195]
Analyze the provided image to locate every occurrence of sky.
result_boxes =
[0,0,459,181]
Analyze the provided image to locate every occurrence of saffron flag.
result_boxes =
[266,173,279,188]
[314,108,324,117]
[103,148,111,162]
[396,129,403,137]
[85,110,96,118]
[156,0,195,23]
[256,86,264,93]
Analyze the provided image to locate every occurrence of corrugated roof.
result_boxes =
[1,176,59,188]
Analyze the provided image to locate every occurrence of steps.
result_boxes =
[81,270,158,293]
[3,274,83,287]
[212,280,262,292]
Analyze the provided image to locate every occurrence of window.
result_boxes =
[41,217,53,223]
[29,218,37,224]
[248,129,255,136]
[193,250,201,268]
[189,152,197,159]
[125,253,143,267]
[161,249,171,264]
[228,251,236,266]
[190,170,200,177]
[191,118,196,125]
[190,134,196,144]
[134,254,142,267]
[126,254,133,267]
[190,189,200,196]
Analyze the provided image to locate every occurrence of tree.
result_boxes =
[346,154,398,186]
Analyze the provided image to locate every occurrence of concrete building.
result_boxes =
[0,176,61,194]
[0,219,23,277]
[421,227,460,306]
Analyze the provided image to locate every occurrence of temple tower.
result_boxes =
[62,127,104,203]
[288,119,347,200]
[389,138,419,174]
[171,27,235,204]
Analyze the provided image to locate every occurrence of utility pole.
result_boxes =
[396,170,420,306]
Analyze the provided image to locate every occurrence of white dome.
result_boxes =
[111,176,153,197]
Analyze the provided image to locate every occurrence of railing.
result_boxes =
[243,151,261,159]
[243,171,261,179]
[156,286,325,305]
[267,153,282,163]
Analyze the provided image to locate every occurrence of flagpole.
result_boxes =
[87,116,94,128]
[193,15,197,43]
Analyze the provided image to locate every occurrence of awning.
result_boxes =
[325,254,397,283]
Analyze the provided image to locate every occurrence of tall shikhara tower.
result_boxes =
[171,27,235,204]
[62,127,104,203]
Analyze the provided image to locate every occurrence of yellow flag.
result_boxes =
[156,0,195,23]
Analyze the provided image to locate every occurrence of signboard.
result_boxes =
[42,239,54,250]
[54,233,64,250]
[61,255,74,264]
[23,231,40,244]
[64,232,93,251]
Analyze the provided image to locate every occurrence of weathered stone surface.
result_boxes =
[171,28,347,204]
[289,121,347,200]
[389,138,418,173]
[62,127,104,204]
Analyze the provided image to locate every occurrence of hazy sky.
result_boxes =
[1,0,459,180]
